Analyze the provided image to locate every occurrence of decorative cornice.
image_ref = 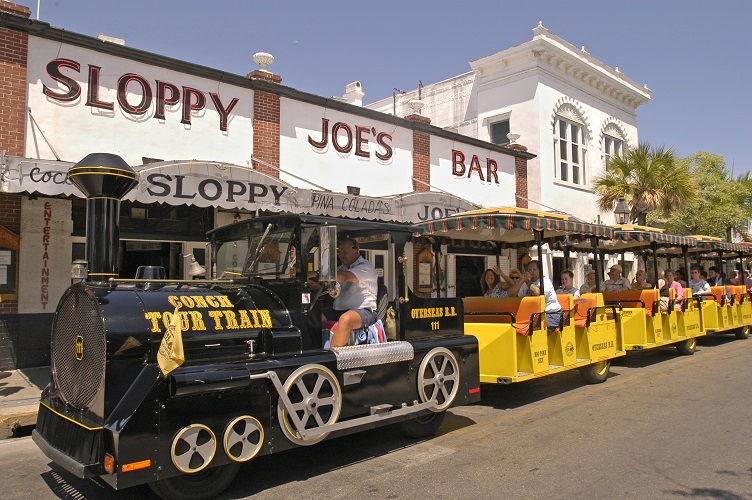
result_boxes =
[471,23,651,110]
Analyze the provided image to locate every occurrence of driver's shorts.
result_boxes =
[323,307,377,328]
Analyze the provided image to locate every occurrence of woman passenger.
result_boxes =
[689,266,712,296]
[580,269,597,294]
[556,269,580,298]
[632,269,653,289]
[480,268,507,298]
[660,269,684,312]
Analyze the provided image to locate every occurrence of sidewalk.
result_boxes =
[0,366,48,439]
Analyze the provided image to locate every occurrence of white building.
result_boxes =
[367,23,651,225]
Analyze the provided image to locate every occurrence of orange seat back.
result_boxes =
[602,289,659,316]
[556,294,573,329]
[462,296,543,336]
[574,293,598,328]
[710,286,726,306]
[463,296,517,324]
[515,296,544,336]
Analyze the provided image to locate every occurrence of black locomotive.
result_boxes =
[32,154,480,499]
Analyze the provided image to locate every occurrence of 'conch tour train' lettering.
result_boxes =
[143,295,272,332]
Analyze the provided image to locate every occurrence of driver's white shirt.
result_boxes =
[334,256,378,311]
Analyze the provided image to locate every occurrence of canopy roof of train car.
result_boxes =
[417,207,612,247]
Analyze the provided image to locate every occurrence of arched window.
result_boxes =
[602,122,627,167]
[553,104,588,186]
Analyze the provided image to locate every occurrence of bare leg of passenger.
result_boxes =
[330,310,363,348]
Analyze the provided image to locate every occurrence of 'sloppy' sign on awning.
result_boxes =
[1,157,298,212]
[2,156,482,223]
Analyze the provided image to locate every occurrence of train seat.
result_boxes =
[602,289,660,317]
[463,296,544,336]
[554,294,573,330]
[574,293,599,328]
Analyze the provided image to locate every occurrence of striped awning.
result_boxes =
[690,236,748,256]
[417,207,613,245]
[608,225,697,250]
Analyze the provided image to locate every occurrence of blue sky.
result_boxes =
[13,0,752,173]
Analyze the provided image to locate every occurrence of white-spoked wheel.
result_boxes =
[418,347,460,412]
[277,364,341,446]
[223,416,264,462]
[171,424,217,474]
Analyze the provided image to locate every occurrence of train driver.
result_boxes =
[317,237,378,348]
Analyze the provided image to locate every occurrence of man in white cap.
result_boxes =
[603,264,631,292]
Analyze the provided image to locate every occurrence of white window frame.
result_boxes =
[553,115,587,186]
[602,124,626,168]
[482,112,512,145]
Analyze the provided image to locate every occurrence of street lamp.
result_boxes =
[614,195,630,225]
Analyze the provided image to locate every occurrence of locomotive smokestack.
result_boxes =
[68,153,138,282]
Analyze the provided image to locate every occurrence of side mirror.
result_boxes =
[318,226,337,283]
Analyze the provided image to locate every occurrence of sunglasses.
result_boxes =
[511,276,520,280]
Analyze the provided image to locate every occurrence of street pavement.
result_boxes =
[0,366,48,439]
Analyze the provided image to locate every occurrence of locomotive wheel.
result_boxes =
[675,337,697,355]
[224,416,264,462]
[735,327,749,340]
[396,411,447,439]
[149,462,241,500]
[277,364,341,446]
[579,360,610,384]
[418,347,460,412]
[170,424,217,474]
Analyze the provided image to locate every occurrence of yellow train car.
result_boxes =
[689,236,750,339]
[419,207,624,385]
[602,225,702,354]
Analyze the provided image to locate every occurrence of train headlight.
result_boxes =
[71,259,88,283]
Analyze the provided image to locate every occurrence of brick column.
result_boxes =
[0,1,30,157]
[0,2,30,318]
[248,70,282,178]
[507,144,529,209]
[405,114,431,192]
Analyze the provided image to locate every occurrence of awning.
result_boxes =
[1,155,483,225]
[1,156,299,213]
[607,224,697,253]
[418,206,613,246]
[688,235,748,257]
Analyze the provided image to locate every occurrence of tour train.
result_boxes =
[419,208,750,388]
[32,154,749,499]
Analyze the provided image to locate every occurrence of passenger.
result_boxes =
[603,264,631,292]
[518,260,563,334]
[675,269,688,288]
[500,267,526,297]
[744,272,752,292]
[689,266,712,296]
[707,266,723,286]
[481,268,507,297]
[316,237,378,348]
[579,269,596,294]
[727,270,741,285]
[631,269,653,289]
[660,269,684,312]
[556,269,580,298]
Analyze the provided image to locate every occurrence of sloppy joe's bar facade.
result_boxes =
[0,2,532,369]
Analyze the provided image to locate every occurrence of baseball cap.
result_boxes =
[609,264,622,272]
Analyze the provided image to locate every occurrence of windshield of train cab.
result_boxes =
[213,220,297,279]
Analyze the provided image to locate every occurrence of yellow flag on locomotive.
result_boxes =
[157,305,184,376]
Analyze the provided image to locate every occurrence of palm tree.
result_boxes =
[593,142,696,226]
